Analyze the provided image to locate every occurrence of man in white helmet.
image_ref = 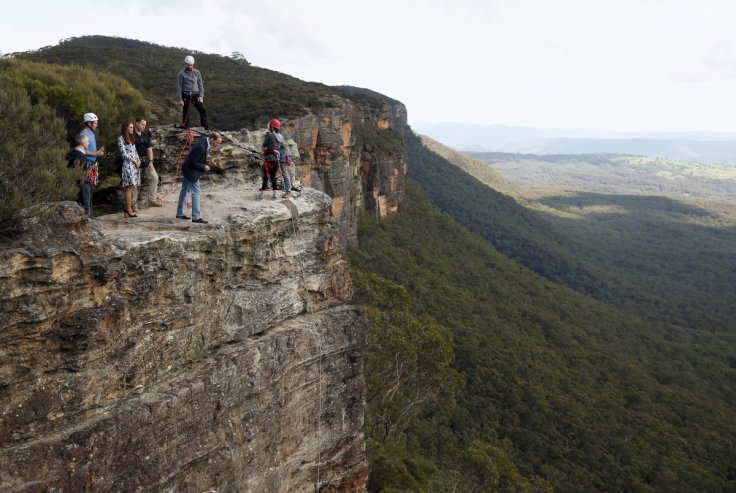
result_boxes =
[176,55,208,130]
[79,112,104,215]
[81,112,105,163]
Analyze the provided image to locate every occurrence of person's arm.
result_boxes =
[198,71,204,99]
[175,72,183,105]
[147,145,154,170]
[118,137,139,163]
[188,144,208,172]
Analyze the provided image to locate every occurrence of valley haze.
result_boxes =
[414,122,736,165]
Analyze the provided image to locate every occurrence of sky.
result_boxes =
[3,0,736,133]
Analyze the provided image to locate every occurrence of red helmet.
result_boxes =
[268,118,281,129]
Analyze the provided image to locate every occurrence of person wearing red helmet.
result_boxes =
[257,118,293,200]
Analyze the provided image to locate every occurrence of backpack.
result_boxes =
[67,149,77,169]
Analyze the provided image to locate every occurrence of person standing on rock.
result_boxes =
[81,112,105,163]
[176,132,222,224]
[118,121,141,218]
[133,116,164,208]
[80,112,103,193]
[176,55,208,130]
[257,118,291,200]
[69,133,94,218]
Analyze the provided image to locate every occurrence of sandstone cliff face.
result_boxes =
[148,94,407,249]
[0,188,368,492]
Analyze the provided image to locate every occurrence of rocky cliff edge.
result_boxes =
[0,181,368,491]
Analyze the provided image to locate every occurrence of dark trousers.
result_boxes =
[260,161,279,191]
[182,93,208,129]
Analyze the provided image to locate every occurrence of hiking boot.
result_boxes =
[271,195,278,200]
[176,214,190,220]
[192,218,208,224]
[282,192,292,199]
[150,200,164,207]
[255,194,264,201]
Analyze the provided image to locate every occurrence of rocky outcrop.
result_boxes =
[0,188,368,492]
[146,93,407,249]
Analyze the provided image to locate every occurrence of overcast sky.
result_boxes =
[3,0,736,133]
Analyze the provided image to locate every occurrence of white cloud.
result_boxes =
[4,0,736,132]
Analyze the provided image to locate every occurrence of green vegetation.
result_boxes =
[419,135,523,199]
[17,36,344,130]
[0,58,149,147]
[466,151,736,203]
[7,35,736,493]
[0,77,74,235]
[351,182,736,492]
[405,131,736,335]
[0,57,152,212]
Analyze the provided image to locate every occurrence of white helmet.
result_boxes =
[184,55,195,65]
[83,112,98,123]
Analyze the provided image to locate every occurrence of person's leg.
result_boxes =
[259,164,269,192]
[176,178,189,217]
[124,186,133,213]
[279,161,292,194]
[131,184,139,211]
[269,165,278,197]
[147,167,160,204]
[80,182,92,217]
[182,96,192,127]
[193,98,208,130]
[190,180,201,219]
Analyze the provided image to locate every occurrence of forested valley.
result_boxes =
[4,36,735,492]
[353,131,736,492]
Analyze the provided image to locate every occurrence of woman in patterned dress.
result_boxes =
[118,121,141,217]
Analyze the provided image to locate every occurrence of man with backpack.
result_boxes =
[257,118,292,200]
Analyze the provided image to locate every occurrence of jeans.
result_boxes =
[176,176,201,219]
[78,181,92,217]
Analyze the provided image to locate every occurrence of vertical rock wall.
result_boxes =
[0,193,368,492]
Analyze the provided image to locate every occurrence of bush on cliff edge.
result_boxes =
[0,80,74,236]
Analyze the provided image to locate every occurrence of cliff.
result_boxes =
[145,94,407,249]
[0,183,368,491]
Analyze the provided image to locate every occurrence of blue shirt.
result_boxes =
[81,128,97,163]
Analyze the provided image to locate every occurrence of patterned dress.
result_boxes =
[118,135,141,187]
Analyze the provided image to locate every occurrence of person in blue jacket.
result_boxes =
[176,132,222,223]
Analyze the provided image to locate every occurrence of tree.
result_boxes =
[0,79,75,235]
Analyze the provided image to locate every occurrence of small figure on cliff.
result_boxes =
[80,112,103,190]
[68,133,94,218]
[257,118,291,200]
[176,56,208,130]
[81,112,105,163]
[133,117,164,208]
[176,132,222,223]
[118,121,141,218]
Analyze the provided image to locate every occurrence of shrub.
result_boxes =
[0,79,75,236]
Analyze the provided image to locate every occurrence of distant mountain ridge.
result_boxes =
[413,122,736,165]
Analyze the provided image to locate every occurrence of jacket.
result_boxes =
[182,137,209,182]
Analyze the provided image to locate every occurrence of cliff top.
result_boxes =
[100,182,328,243]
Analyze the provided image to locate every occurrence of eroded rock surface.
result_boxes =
[0,187,367,492]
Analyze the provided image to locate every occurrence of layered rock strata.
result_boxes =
[147,93,407,249]
[0,188,368,492]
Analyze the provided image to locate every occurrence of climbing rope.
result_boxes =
[160,128,194,200]
[286,203,325,492]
